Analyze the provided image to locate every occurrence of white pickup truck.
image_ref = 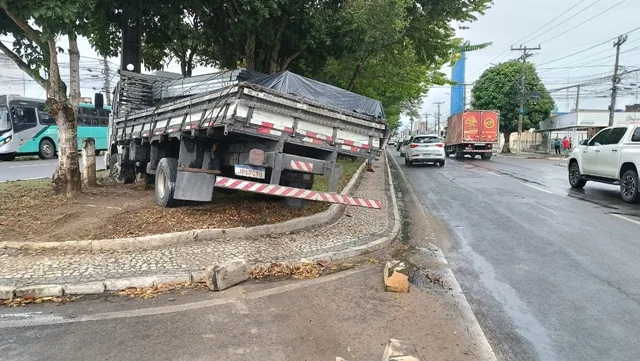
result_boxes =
[568,125,640,203]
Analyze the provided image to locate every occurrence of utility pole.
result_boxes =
[409,118,414,136]
[575,85,580,112]
[102,57,112,106]
[434,101,444,135]
[423,113,429,135]
[609,35,627,126]
[511,45,541,155]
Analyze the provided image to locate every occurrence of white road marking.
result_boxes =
[8,164,53,168]
[487,171,502,177]
[611,214,640,227]
[521,183,554,194]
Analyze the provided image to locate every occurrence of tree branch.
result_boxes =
[0,41,47,88]
[1,4,44,45]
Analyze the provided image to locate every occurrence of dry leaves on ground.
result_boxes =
[1,295,82,307]
[110,282,208,299]
[251,263,322,280]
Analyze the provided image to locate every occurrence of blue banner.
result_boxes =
[450,52,466,115]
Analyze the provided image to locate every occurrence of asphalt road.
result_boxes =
[0,157,106,182]
[395,152,640,361]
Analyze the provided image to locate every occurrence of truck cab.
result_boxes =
[568,125,640,203]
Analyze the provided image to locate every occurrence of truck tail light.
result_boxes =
[409,144,419,148]
[435,143,444,148]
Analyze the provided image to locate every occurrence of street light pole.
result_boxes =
[434,101,444,135]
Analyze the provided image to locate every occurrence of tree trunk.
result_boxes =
[47,38,81,197]
[269,18,288,74]
[502,132,512,153]
[280,51,300,71]
[68,33,81,112]
[347,61,363,92]
[245,33,256,70]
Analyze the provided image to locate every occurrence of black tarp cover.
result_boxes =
[245,71,386,122]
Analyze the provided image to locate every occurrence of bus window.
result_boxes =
[0,106,9,132]
[37,104,56,125]
[12,106,37,132]
[97,109,109,126]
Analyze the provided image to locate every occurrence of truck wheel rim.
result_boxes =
[622,175,636,198]
[157,168,166,199]
[570,164,579,183]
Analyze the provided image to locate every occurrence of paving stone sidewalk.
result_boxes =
[0,158,392,287]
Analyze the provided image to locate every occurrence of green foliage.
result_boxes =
[471,59,555,135]
[82,0,491,130]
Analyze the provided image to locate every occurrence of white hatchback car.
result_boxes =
[404,135,446,167]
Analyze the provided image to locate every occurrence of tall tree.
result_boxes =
[471,60,555,153]
[0,0,94,197]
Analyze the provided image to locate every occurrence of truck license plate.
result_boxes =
[234,164,266,179]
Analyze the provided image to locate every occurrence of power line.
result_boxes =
[517,0,587,45]
[525,0,603,44]
[466,0,589,80]
[538,0,626,45]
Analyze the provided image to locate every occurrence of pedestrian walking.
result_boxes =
[562,136,571,156]
[554,138,561,155]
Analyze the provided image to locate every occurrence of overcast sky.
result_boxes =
[3,0,640,129]
[415,0,640,131]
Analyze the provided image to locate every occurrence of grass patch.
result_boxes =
[313,156,362,193]
[14,156,40,161]
[0,178,52,192]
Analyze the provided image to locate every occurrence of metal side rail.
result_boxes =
[214,176,383,209]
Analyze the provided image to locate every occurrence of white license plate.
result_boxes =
[234,164,266,179]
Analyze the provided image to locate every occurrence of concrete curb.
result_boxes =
[387,150,498,361]
[0,162,367,252]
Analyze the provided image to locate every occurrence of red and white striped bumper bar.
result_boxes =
[214,176,383,209]
[464,149,493,153]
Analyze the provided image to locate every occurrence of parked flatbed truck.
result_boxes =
[106,69,388,209]
[444,110,499,160]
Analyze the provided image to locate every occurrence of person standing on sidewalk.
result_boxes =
[562,136,571,156]
[554,138,561,155]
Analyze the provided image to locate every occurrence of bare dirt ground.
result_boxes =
[0,158,360,243]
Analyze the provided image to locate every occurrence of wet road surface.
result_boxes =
[0,157,106,182]
[394,152,640,361]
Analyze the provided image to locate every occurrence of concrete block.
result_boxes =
[384,261,410,293]
[382,339,420,361]
[15,284,64,298]
[0,285,16,300]
[206,259,250,291]
[104,277,155,291]
[152,274,192,286]
[63,282,106,295]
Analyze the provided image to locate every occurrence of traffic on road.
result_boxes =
[392,150,640,361]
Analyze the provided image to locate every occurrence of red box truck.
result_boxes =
[444,110,500,160]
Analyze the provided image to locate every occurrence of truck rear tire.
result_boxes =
[155,158,179,208]
[620,169,640,203]
[481,152,492,160]
[455,150,464,159]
